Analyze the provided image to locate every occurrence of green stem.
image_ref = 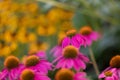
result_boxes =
[89,47,101,80]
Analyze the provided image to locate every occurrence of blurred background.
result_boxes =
[0,0,120,80]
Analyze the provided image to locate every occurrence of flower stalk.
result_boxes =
[89,47,101,80]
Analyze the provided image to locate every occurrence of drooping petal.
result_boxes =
[105,77,114,80]
[99,72,106,78]
[56,58,66,68]
[34,72,51,80]
[50,46,62,57]
[71,36,81,48]
[67,59,74,69]
[77,58,86,69]
[85,36,92,46]
[74,72,88,80]
[73,59,81,71]
[75,34,87,47]
[52,56,63,63]
[78,53,89,63]
[36,51,47,59]
[62,37,71,48]
[90,31,100,41]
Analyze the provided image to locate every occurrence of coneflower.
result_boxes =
[0,56,24,80]
[99,55,120,80]
[23,55,52,74]
[79,26,100,46]
[62,29,86,48]
[53,45,89,71]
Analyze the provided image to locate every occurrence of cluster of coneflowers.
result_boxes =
[99,55,120,80]
[0,26,112,80]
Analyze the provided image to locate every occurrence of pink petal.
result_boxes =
[62,37,71,48]
[35,72,51,80]
[99,73,105,78]
[105,77,113,80]
[50,46,62,57]
[86,37,92,46]
[56,58,66,68]
[0,69,8,79]
[90,31,99,41]
[67,59,74,69]
[73,59,81,71]
[52,56,63,63]
[74,72,88,80]
[36,51,47,59]
[78,53,89,63]
[71,36,80,48]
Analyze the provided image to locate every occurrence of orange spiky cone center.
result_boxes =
[55,69,74,80]
[63,45,78,58]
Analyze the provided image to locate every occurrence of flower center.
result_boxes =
[104,71,113,77]
[63,46,78,58]
[110,55,120,68]
[4,56,19,70]
[55,69,74,80]
[20,69,35,80]
[80,26,92,35]
[66,29,76,37]
[25,55,39,67]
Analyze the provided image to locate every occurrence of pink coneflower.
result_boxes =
[0,56,24,80]
[53,45,89,71]
[62,29,86,48]
[99,55,120,80]
[99,68,119,80]
[20,69,50,80]
[55,68,88,80]
[80,26,100,46]
[23,55,52,74]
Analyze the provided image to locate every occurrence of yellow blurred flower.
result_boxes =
[47,8,74,23]
[60,21,74,31]
[17,28,37,43]
[29,41,49,52]
[9,2,20,12]
[0,46,11,57]
[37,25,56,36]
[60,10,74,20]
[3,31,18,43]
[37,14,47,26]
[9,42,18,51]
[21,2,39,14]
[47,8,62,23]
[58,31,66,39]
[0,11,11,26]
[6,15,18,32]
[27,2,39,14]
[0,0,11,11]
[28,33,37,42]
[17,28,27,43]
[19,15,37,28]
